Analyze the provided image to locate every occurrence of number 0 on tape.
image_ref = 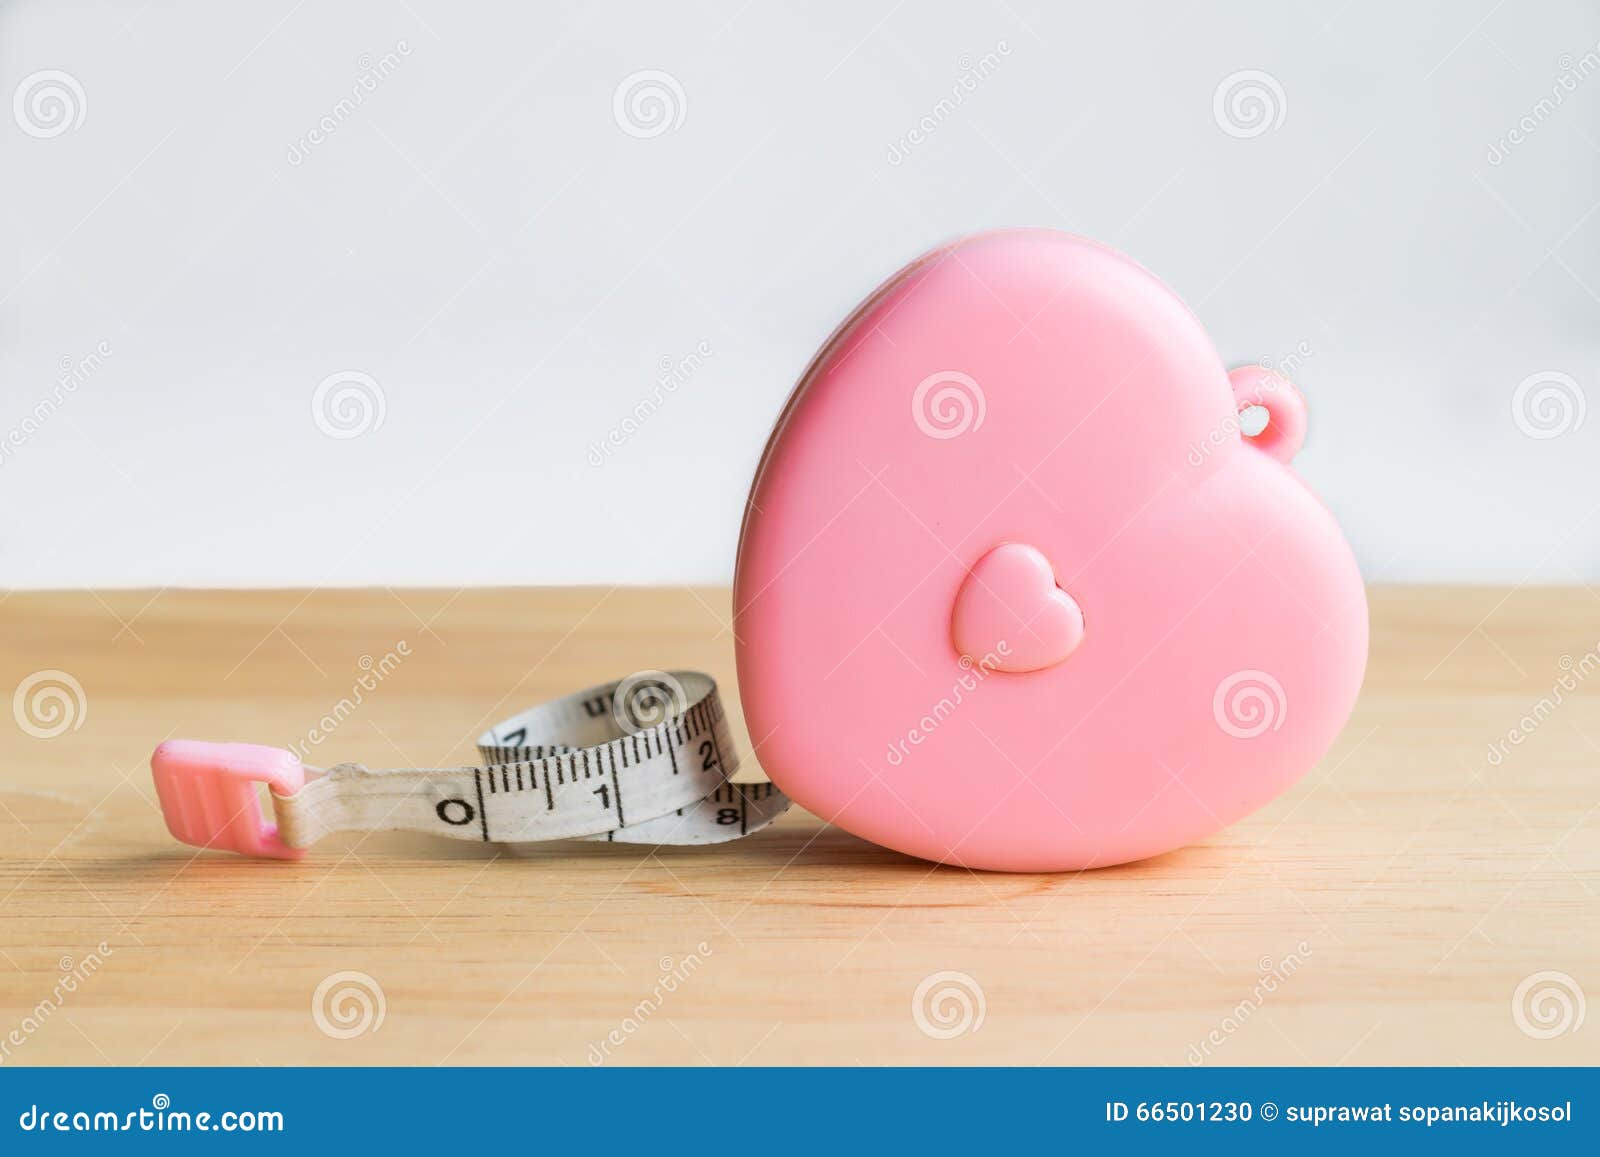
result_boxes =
[151,229,1368,872]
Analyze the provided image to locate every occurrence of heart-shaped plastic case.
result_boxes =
[733,229,1367,872]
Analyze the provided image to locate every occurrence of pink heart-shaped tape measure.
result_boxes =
[733,229,1368,872]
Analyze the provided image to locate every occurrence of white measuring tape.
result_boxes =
[152,672,791,858]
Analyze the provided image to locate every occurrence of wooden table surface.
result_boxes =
[0,586,1595,1066]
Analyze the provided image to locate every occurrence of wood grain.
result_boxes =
[0,586,1595,1066]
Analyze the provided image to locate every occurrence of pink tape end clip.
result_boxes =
[150,740,306,860]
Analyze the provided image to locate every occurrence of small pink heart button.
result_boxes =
[951,543,1085,673]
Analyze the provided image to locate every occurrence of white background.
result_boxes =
[3,0,1598,588]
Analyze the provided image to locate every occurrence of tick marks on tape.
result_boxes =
[440,691,734,841]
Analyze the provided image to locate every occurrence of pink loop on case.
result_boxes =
[1229,365,1307,464]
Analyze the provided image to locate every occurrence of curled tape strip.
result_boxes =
[150,672,791,859]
